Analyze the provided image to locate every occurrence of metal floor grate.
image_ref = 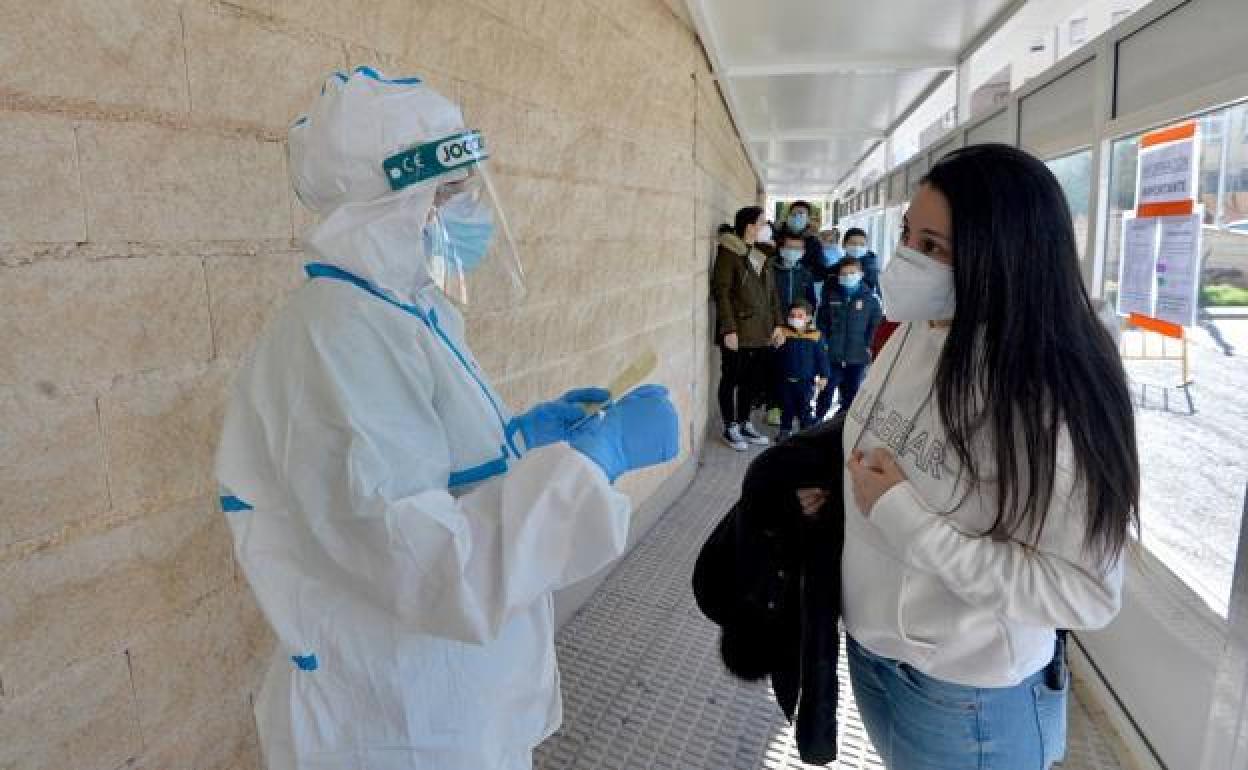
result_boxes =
[537,441,1125,769]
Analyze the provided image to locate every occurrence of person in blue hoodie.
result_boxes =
[776,300,830,441]
[841,228,880,295]
[815,256,882,421]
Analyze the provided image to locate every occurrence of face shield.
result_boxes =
[290,68,525,306]
[384,129,524,306]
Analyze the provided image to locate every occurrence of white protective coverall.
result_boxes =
[216,68,632,770]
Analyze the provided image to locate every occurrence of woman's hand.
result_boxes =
[723,332,739,351]
[847,448,908,515]
[796,488,827,517]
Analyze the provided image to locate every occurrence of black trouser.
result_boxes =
[814,362,867,421]
[765,348,786,412]
[780,378,817,432]
[718,346,769,425]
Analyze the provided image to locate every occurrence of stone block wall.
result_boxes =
[0,1,757,767]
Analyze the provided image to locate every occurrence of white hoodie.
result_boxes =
[841,321,1124,687]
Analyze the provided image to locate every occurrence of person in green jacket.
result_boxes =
[712,206,785,451]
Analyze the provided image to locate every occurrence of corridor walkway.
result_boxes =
[535,441,1128,770]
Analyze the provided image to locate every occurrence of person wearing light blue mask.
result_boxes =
[787,208,809,234]
[842,227,880,294]
[773,234,819,308]
[814,228,841,314]
[778,200,833,284]
[782,200,814,239]
[218,67,680,770]
[820,238,843,268]
[765,233,820,426]
[429,185,496,270]
[814,255,881,421]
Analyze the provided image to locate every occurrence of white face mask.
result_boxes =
[880,244,956,322]
[756,224,772,244]
[787,316,807,331]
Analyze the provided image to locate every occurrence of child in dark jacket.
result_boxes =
[815,256,882,421]
[777,300,830,440]
[766,233,821,427]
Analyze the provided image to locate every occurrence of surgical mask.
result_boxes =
[880,244,956,321]
[756,224,773,243]
[821,243,843,266]
[788,316,807,330]
[839,272,863,290]
[426,190,495,273]
[443,218,493,271]
[779,248,803,267]
[846,245,868,259]
[787,212,808,232]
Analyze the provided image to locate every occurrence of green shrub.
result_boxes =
[1201,283,1248,307]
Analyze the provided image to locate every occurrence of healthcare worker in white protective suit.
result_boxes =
[216,67,680,770]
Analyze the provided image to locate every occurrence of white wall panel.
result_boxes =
[1020,57,1096,157]
[1116,0,1248,119]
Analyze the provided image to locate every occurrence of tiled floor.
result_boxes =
[536,440,1127,769]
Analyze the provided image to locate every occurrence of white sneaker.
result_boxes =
[738,422,770,446]
[722,424,748,451]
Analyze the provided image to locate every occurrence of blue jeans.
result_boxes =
[847,636,1069,770]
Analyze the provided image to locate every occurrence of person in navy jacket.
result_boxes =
[776,300,830,440]
[815,256,882,421]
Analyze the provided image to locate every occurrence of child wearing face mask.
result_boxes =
[777,201,829,279]
[766,235,821,426]
[773,234,820,309]
[842,228,880,295]
[776,300,830,441]
[819,229,843,267]
[815,256,882,422]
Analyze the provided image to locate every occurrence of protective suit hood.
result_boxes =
[301,188,437,305]
[290,67,509,306]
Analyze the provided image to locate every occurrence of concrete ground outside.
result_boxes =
[1123,316,1248,613]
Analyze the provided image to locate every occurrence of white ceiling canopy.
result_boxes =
[686,0,1025,198]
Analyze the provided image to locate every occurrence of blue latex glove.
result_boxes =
[508,387,611,451]
[569,384,680,483]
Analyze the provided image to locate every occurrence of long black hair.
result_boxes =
[734,206,763,239]
[922,143,1138,568]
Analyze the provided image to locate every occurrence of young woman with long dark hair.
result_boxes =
[801,143,1140,769]
[713,205,786,451]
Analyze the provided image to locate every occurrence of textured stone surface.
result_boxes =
[0,652,142,770]
[0,0,188,114]
[0,501,234,698]
[100,367,231,513]
[205,251,309,358]
[130,692,263,770]
[129,588,273,741]
[78,122,290,242]
[0,113,86,243]
[184,2,347,132]
[0,390,109,547]
[270,0,413,55]
[0,256,212,387]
